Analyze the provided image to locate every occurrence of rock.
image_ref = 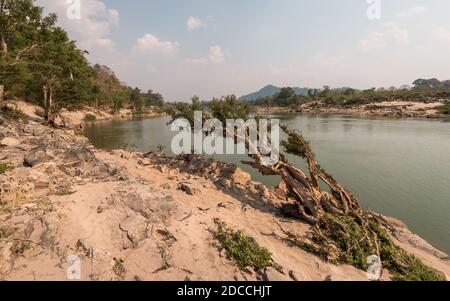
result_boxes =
[156,165,167,173]
[231,168,251,186]
[2,182,12,192]
[178,182,201,195]
[26,170,50,189]
[64,143,96,163]
[261,267,292,281]
[288,270,299,281]
[111,149,131,159]
[217,202,235,211]
[138,158,152,167]
[0,137,20,147]
[119,214,149,248]
[24,146,54,167]
[76,239,94,258]
[0,243,14,275]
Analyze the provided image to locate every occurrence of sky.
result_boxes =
[35,0,450,102]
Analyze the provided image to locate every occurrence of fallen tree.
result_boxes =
[167,96,444,281]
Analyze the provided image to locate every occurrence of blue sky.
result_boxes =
[37,0,450,101]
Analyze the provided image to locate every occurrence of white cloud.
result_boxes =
[209,46,225,64]
[360,32,385,51]
[396,6,427,18]
[186,46,225,65]
[312,54,344,65]
[359,21,410,52]
[36,0,119,63]
[386,22,409,45]
[96,38,114,47]
[135,34,178,54]
[187,16,205,31]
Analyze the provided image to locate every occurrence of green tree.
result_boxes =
[0,0,49,104]
[145,89,164,108]
[130,87,144,112]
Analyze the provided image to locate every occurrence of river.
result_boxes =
[83,114,450,254]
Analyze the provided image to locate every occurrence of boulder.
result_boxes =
[177,182,201,195]
[24,146,54,167]
[64,143,96,163]
[231,168,251,186]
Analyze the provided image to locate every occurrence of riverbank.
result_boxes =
[256,100,447,119]
[0,109,449,280]
[10,100,166,129]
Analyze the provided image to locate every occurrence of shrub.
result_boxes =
[83,113,97,122]
[213,218,281,271]
[437,102,450,115]
[0,106,26,121]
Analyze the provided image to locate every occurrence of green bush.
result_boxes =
[213,218,281,271]
[83,113,97,122]
[437,102,450,115]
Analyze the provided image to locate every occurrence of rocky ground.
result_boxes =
[0,116,449,281]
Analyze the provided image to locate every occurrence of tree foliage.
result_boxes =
[0,0,164,120]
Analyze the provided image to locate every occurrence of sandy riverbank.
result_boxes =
[11,100,165,129]
[0,107,449,281]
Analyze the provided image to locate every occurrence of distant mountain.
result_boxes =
[239,85,310,101]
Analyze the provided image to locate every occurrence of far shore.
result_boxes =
[255,100,448,119]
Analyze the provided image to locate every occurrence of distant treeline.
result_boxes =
[247,80,450,112]
[0,0,164,123]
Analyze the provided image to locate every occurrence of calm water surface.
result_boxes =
[84,114,450,254]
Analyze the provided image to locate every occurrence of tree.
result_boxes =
[30,24,93,122]
[130,87,144,112]
[0,0,47,105]
[144,89,165,109]
[166,97,443,280]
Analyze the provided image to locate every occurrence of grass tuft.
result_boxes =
[213,218,281,272]
[0,106,27,121]
[10,240,31,257]
[0,161,13,175]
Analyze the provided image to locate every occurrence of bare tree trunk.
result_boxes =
[0,32,7,57]
[43,85,49,121]
[240,129,360,225]
[0,84,4,104]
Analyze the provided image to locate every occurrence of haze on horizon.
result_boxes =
[36,0,450,102]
